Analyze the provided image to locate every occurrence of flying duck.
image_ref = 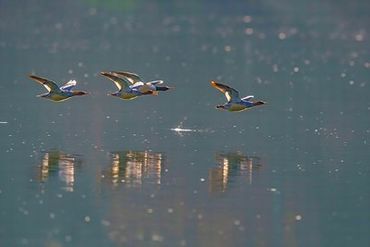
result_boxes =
[100,71,149,100]
[210,80,265,112]
[29,75,88,102]
[111,71,171,95]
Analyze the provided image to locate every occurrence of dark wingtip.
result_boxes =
[29,74,38,79]
[100,71,117,79]
[29,74,48,83]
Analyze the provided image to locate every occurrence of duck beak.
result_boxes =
[255,101,266,106]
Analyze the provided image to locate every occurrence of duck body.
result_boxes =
[110,90,142,100]
[38,91,72,102]
[30,75,87,102]
[111,71,171,94]
[101,71,170,100]
[211,80,265,112]
[101,72,150,100]
[216,100,264,112]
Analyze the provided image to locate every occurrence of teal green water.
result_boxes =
[0,0,369,246]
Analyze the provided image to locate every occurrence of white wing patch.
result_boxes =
[113,81,123,91]
[43,84,52,92]
[225,91,232,102]
[132,82,145,87]
[241,95,254,101]
[147,80,163,85]
[60,80,77,91]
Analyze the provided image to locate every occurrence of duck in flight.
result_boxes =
[29,75,88,102]
[100,71,171,100]
[100,71,150,100]
[111,71,171,94]
[210,81,265,112]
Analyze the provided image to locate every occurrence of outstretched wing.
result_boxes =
[210,80,240,102]
[101,72,131,91]
[29,75,61,93]
[60,80,77,92]
[241,95,254,101]
[111,71,143,84]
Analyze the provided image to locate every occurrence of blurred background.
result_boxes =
[0,0,369,246]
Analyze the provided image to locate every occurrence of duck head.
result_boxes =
[253,101,266,106]
[216,105,225,110]
[156,86,171,91]
[109,92,120,97]
[73,91,88,96]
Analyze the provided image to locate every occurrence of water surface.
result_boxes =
[0,0,369,246]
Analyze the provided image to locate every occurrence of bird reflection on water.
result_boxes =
[37,151,82,192]
[103,150,165,188]
[209,152,262,193]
